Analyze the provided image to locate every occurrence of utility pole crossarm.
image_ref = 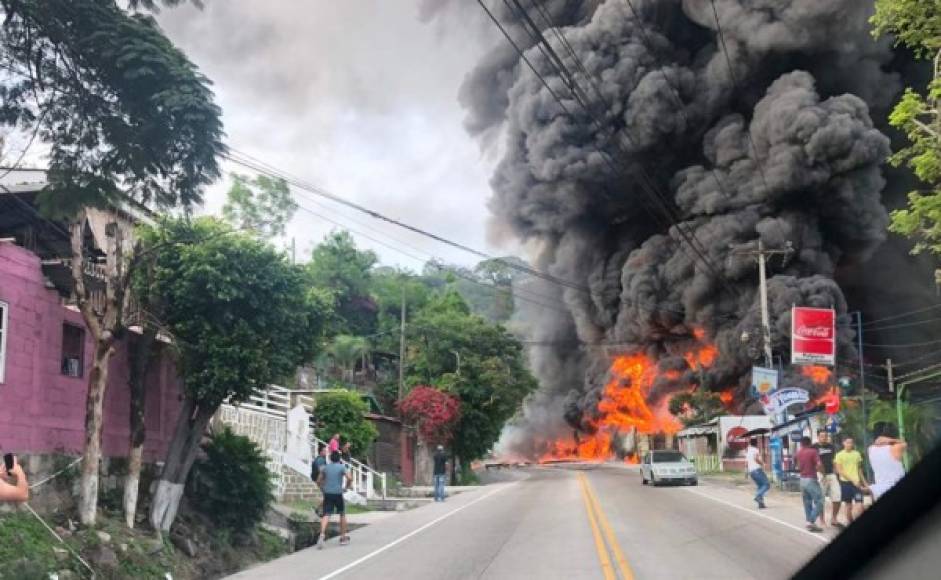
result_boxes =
[731,239,794,369]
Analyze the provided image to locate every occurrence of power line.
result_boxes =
[861,303,941,328]
[222,149,592,295]
[707,0,772,196]
[224,147,748,323]
[862,337,941,349]
[863,317,941,333]
[482,0,741,299]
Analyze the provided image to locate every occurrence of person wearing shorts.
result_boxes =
[834,437,868,525]
[317,451,352,548]
[814,430,841,527]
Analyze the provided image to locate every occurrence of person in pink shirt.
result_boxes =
[328,433,341,461]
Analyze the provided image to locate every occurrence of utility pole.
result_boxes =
[733,239,793,368]
[886,358,894,395]
[853,311,868,453]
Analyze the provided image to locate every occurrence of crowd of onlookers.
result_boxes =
[746,425,908,532]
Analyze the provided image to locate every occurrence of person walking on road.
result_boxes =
[433,445,449,502]
[814,430,840,528]
[746,438,769,509]
[316,451,353,549]
[868,424,907,501]
[834,436,868,525]
[795,436,824,532]
[0,454,29,503]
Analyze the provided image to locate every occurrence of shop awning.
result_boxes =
[677,418,719,437]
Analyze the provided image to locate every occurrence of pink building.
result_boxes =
[0,235,183,461]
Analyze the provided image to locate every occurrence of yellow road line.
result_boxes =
[578,472,617,580]
[582,472,636,580]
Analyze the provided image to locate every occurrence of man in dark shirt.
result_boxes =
[795,436,824,532]
[432,445,449,502]
[814,430,841,528]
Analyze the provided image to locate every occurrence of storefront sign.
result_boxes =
[760,387,810,415]
[791,307,835,365]
[751,366,778,398]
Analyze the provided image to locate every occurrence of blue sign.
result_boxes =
[761,388,810,415]
[770,437,783,478]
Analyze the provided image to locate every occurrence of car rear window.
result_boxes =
[653,451,685,463]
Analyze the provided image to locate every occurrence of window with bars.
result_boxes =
[61,323,85,378]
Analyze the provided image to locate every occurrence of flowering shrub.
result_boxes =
[398,386,461,444]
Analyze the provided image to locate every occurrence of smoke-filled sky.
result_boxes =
[155,0,508,268]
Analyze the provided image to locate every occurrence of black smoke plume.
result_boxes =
[434,0,933,455]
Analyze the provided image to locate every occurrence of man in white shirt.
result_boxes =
[746,438,769,509]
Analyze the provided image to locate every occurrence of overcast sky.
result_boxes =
[154,0,509,270]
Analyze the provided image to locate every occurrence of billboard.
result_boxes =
[760,387,810,415]
[791,306,835,366]
[751,366,778,398]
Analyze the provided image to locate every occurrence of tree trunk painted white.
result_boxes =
[149,396,216,532]
[124,326,156,528]
[77,340,115,525]
[124,444,143,528]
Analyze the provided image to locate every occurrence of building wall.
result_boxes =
[0,242,182,461]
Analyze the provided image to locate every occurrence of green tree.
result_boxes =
[668,391,724,427]
[407,289,537,478]
[143,217,322,532]
[0,0,224,525]
[314,390,379,457]
[868,399,938,463]
[872,2,941,266]
[308,231,379,335]
[327,334,369,383]
[222,173,297,238]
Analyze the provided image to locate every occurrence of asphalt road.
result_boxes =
[230,464,829,580]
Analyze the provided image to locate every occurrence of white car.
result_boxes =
[640,450,698,486]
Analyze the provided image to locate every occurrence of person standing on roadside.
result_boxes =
[0,454,29,502]
[814,430,841,528]
[341,441,352,463]
[311,445,328,516]
[316,451,353,549]
[433,445,449,502]
[746,438,769,509]
[868,424,907,501]
[795,436,825,532]
[834,437,868,525]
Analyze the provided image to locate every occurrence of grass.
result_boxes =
[0,512,64,579]
[0,508,291,580]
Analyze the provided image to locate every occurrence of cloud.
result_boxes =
[155,0,512,268]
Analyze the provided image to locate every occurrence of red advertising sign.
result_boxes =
[791,307,835,366]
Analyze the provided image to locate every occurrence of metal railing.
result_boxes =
[220,384,387,500]
[311,434,387,500]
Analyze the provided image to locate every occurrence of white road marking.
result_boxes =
[318,482,517,580]
[682,487,830,544]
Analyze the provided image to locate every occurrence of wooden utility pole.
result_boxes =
[732,239,793,368]
[886,358,894,394]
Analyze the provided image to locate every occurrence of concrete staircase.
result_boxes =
[280,464,321,503]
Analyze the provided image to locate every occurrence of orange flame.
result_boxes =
[801,365,832,385]
[539,337,720,462]
[719,390,733,405]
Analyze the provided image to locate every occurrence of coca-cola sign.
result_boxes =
[791,307,835,366]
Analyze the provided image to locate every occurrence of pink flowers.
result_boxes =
[398,386,461,444]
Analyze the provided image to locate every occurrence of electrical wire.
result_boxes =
[861,303,941,328]
[481,0,741,299]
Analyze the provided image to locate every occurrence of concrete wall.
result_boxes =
[0,242,182,461]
